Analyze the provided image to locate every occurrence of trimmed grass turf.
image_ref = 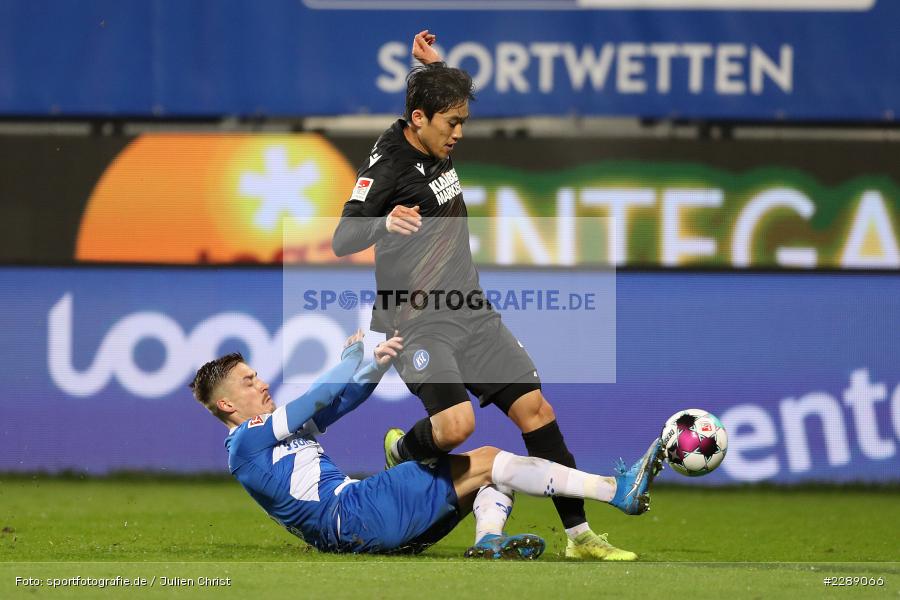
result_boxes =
[1,476,898,598]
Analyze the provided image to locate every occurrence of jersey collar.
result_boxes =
[393,119,435,162]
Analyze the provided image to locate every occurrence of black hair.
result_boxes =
[404,62,476,121]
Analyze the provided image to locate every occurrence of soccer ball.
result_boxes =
[661,409,728,477]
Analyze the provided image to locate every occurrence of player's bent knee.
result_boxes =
[431,407,475,450]
[536,398,556,423]
[470,446,501,485]
[473,445,500,459]
[433,421,475,449]
[509,391,556,431]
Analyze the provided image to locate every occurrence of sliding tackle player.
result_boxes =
[189,331,664,557]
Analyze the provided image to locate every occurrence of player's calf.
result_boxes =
[389,417,450,464]
[390,390,475,464]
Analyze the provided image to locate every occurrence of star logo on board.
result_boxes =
[239,146,320,231]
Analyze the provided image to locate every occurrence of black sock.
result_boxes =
[397,417,448,462]
[522,420,587,530]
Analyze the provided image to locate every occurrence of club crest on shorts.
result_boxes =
[413,349,430,371]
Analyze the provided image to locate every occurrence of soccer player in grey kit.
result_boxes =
[333,31,659,560]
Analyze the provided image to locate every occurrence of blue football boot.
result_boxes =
[464,533,545,560]
[609,437,665,515]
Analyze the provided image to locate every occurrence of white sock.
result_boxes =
[491,450,616,503]
[472,484,514,543]
[390,438,403,463]
[565,522,592,540]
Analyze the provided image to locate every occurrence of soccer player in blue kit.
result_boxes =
[189,330,663,557]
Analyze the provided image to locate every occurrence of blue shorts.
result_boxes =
[333,458,460,554]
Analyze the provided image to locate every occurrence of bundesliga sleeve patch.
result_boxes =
[248,414,270,428]
[350,177,374,202]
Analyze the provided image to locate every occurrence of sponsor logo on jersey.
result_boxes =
[413,349,430,371]
[350,177,374,202]
[279,434,318,451]
[369,152,382,168]
[428,168,462,206]
[248,415,267,428]
[414,162,425,176]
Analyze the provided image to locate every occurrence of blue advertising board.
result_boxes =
[1,266,899,484]
[0,1,897,120]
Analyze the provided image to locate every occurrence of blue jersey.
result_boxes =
[224,342,387,550]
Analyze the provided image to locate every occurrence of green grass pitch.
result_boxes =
[1,476,898,598]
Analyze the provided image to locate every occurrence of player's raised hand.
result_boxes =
[412,30,441,65]
[344,328,365,349]
[374,334,404,367]
[385,205,421,235]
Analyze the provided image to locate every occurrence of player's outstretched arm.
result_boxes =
[229,341,365,455]
[313,333,404,430]
[333,204,422,256]
[277,338,366,435]
[332,209,389,257]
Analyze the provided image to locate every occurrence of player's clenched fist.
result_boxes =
[385,205,421,235]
